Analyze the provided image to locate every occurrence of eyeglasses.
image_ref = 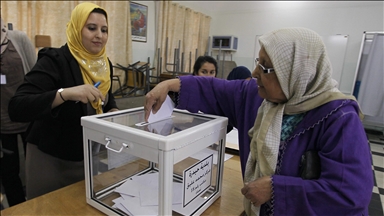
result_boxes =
[255,58,274,74]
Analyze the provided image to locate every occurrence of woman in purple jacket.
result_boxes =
[144,27,373,215]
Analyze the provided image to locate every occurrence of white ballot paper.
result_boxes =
[135,95,175,127]
[113,172,192,215]
[148,95,175,123]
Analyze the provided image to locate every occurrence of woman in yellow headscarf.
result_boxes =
[9,2,119,199]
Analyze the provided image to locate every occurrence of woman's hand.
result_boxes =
[144,79,180,122]
[65,84,105,103]
[241,176,272,207]
[52,84,105,108]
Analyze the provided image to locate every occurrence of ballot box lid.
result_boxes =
[94,108,214,136]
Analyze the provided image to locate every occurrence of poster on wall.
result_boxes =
[130,2,147,42]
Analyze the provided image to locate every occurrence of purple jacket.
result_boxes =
[177,75,373,215]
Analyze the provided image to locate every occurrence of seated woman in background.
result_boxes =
[144,27,373,215]
[192,55,217,77]
[9,2,119,199]
[227,66,252,80]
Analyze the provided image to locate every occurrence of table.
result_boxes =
[1,156,244,216]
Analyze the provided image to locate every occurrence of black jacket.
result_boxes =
[9,44,118,161]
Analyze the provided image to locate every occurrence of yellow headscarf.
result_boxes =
[66,2,110,114]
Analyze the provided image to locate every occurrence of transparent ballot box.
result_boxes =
[81,107,228,215]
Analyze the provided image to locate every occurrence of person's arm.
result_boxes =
[7,30,36,74]
[9,51,63,122]
[9,49,105,122]
[144,76,261,126]
[20,32,37,71]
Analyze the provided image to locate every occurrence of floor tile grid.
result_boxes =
[369,142,384,216]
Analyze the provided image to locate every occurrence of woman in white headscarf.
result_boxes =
[144,27,373,215]
[9,3,119,199]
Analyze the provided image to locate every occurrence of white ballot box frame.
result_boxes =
[81,107,228,216]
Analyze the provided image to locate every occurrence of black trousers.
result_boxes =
[0,133,27,207]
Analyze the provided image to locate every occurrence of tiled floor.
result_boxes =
[368,131,384,216]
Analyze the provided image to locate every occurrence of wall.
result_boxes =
[171,2,384,94]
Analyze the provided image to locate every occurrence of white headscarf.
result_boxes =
[243,27,359,216]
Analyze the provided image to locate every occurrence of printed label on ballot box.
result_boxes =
[183,154,213,207]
